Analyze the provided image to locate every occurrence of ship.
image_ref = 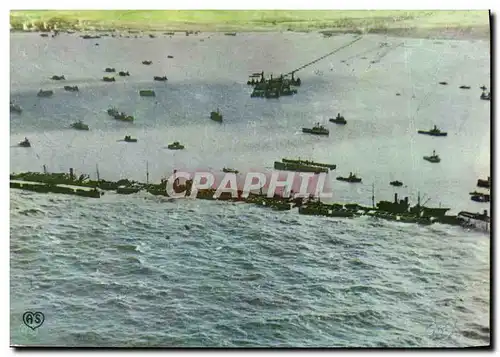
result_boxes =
[102,76,115,82]
[222,168,239,174]
[105,68,116,73]
[167,141,185,150]
[329,113,347,125]
[274,161,328,174]
[153,76,168,81]
[417,125,447,136]
[302,123,329,136]
[459,85,471,89]
[64,86,79,92]
[142,60,153,65]
[477,177,490,189]
[18,138,31,147]
[50,75,65,80]
[336,172,362,183]
[139,90,155,97]
[123,135,137,143]
[423,150,440,163]
[210,109,223,122]
[281,158,336,170]
[390,180,403,187]
[70,121,89,131]
[118,71,130,76]
[37,89,54,97]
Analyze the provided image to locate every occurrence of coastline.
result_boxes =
[10,10,491,41]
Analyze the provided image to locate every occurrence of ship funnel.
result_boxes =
[69,168,74,180]
[394,193,398,203]
[405,197,409,205]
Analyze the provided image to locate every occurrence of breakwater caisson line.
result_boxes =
[10,169,490,232]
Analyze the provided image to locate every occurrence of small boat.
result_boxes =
[64,85,79,92]
[417,125,447,137]
[142,60,153,65]
[302,123,329,136]
[480,86,487,91]
[139,90,155,97]
[105,68,116,73]
[481,91,491,101]
[224,32,237,36]
[37,89,54,97]
[10,102,22,113]
[167,55,174,59]
[124,135,138,142]
[113,112,134,122]
[70,120,89,131]
[423,150,440,163]
[149,34,156,38]
[18,138,31,147]
[167,141,185,150]
[210,108,223,122]
[329,113,347,125]
[40,33,49,37]
[459,85,471,89]
[153,76,168,81]
[223,168,239,174]
[471,194,490,203]
[118,71,130,76]
[439,81,448,85]
[102,76,115,82]
[390,180,403,187]
[336,172,362,183]
[477,177,490,189]
[50,75,65,80]
[81,34,101,39]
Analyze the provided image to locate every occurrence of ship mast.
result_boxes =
[371,183,375,208]
[96,164,100,181]
[146,161,149,185]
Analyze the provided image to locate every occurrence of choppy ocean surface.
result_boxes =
[10,31,490,347]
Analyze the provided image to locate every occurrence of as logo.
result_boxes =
[23,311,45,330]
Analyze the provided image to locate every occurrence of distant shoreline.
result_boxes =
[9,26,490,41]
[10,10,490,40]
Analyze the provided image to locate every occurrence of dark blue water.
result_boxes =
[10,31,490,347]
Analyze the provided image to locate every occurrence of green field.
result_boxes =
[10,10,490,33]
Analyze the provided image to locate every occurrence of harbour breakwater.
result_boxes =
[10,170,490,233]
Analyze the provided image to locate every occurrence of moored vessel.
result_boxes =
[302,123,329,136]
[423,150,440,163]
